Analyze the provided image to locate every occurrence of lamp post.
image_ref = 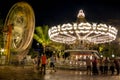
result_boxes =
[37,43,39,51]
[37,43,40,56]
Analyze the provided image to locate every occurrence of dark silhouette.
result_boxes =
[110,59,115,75]
[114,59,120,75]
[99,58,104,75]
[92,57,98,75]
[103,57,109,75]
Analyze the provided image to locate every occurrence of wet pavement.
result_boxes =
[0,65,120,80]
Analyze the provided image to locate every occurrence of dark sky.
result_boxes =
[0,0,120,27]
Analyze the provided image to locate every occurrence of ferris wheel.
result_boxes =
[3,2,35,63]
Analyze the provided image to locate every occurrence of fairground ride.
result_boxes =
[48,10,118,68]
[3,2,35,64]
[49,10,118,45]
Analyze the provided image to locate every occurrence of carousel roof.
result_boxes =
[48,9,118,44]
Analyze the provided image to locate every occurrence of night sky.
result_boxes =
[0,0,120,27]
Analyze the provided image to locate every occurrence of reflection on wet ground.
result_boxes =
[0,66,120,80]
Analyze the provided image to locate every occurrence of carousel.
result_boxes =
[48,9,118,69]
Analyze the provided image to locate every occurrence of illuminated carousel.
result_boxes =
[49,10,117,44]
[48,10,118,69]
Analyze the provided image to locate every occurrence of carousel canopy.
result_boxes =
[48,9,118,44]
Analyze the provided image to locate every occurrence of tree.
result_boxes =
[33,25,51,54]
[50,42,65,57]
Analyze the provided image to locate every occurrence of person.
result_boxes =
[33,55,38,73]
[86,56,91,75]
[41,53,47,74]
[92,57,99,75]
[99,58,104,75]
[110,59,115,75]
[114,59,120,75]
[50,55,56,72]
[37,56,41,70]
[103,57,109,75]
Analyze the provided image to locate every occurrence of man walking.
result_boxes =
[41,53,47,74]
[50,55,56,72]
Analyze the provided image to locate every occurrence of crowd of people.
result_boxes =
[32,52,120,76]
[33,53,56,74]
[86,56,120,75]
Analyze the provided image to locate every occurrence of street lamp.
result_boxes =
[100,55,103,58]
[37,43,39,46]
[37,43,39,50]
[112,54,115,58]
[0,48,4,55]
[37,43,41,56]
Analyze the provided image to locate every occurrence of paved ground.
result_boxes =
[0,66,120,80]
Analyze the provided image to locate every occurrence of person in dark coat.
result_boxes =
[99,58,104,75]
[103,57,109,75]
[110,59,115,75]
[92,57,98,75]
[114,59,120,75]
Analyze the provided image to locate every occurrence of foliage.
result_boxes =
[98,42,120,57]
[33,25,51,53]
[28,48,38,58]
